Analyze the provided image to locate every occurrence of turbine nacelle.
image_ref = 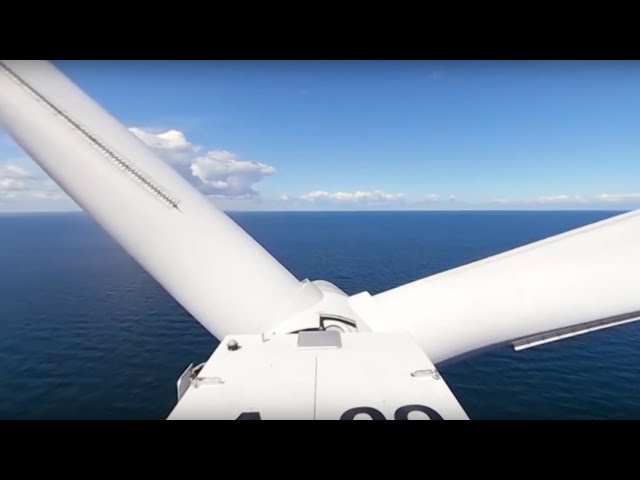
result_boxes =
[168,331,469,420]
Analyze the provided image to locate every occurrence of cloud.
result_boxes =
[484,194,590,208]
[596,193,640,203]
[1,164,31,196]
[536,194,585,203]
[31,191,62,200]
[0,164,33,180]
[423,193,441,202]
[300,190,404,203]
[191,151,276,199]
[404,193,442,206]
[130,128,275,199]
[490,194,587,206]
[0,177,28,192]
[0,162,68,203]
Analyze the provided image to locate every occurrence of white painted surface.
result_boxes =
[313,332,468,420]
[168,333,468,420]
[169,335,317,420]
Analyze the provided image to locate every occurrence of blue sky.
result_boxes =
[1,60,640,211]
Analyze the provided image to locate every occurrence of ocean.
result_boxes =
[1,210,639,419]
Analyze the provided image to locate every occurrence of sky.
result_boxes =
[1,60,640,212]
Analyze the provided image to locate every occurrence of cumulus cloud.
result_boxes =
[130,128,275,199]
[300,190,404,203]
[191,150,276,199]
[129,128,199,165]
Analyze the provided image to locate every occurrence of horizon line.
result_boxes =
[0,208,632,215]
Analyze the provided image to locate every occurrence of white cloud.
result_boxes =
[300,190,404,203]
[0,164,33,180]
[31,190,65,200]
[536,194,585,203]
[130,128,275,199]
[596,193,640,203]
[191,150,276,199]
[129,128,199,164]
[0,162,68,204]
[425,193,440,202]
[300,191,329,201]
[1,164,32,196]
[0,177,28,192]
[405,193,441,206]
[491,194,587,206]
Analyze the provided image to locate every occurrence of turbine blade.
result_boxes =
[352,210,640,364]
[0,60,320,338]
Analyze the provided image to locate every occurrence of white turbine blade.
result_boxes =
[0,60,321,338]
[350,210,640,364]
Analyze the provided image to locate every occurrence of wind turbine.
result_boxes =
[1,60,639,420]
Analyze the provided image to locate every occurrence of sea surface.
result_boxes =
[1,210,639,420]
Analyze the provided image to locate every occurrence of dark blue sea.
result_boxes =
[1,210,639,420]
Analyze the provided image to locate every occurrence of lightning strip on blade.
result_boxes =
[0,61,181,211]
[512,310,640,351]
